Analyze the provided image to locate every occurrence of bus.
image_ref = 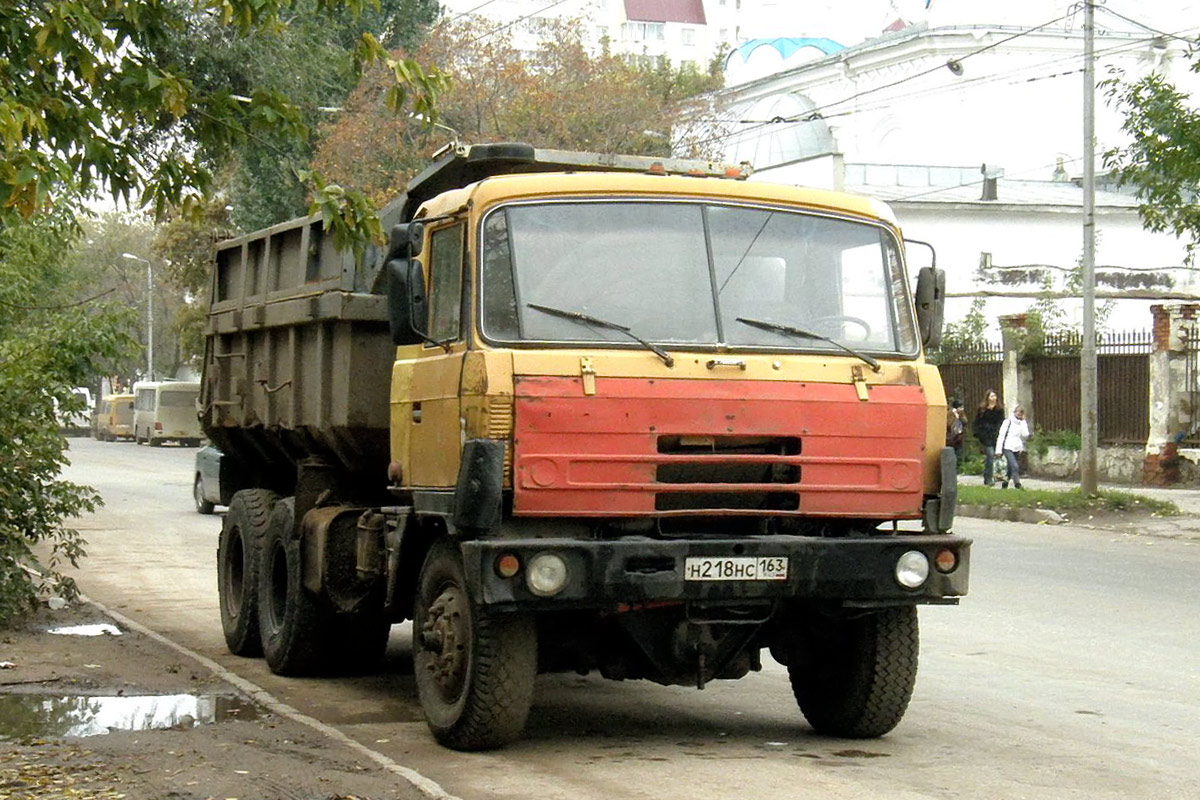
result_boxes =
[132,381,203,446]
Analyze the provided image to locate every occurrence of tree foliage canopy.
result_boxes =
[313,17,725,207]
[0,0,446,232]
[1103,60,1200,262]
[0,215,136,624]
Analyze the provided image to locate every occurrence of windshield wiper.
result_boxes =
[736,317,881,372]
[527,303,675,367]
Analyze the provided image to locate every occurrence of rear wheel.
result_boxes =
[194,475,215,515]
[217,489,278,656]
[786,606,918,738]
[258,498,334,675]
[413,540,537,751]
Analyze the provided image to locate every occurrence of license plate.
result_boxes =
[684,556,789,582]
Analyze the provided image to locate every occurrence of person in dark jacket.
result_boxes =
[973,389,1005,486]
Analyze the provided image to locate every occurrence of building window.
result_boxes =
[681,27,695,46]
[622,21,665,42]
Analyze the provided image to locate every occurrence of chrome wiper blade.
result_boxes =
[736,317,880,372]
[527,303,675,367]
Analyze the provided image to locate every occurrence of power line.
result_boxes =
[1095,5,1200,44]
[690,14,1082,151]
[460,0,575,49]
[699,23,1194,154]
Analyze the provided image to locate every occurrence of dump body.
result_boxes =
[200,212,398,490]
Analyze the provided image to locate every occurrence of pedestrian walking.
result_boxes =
[973,389,1004,486]
[995,405,1031,489]
[947,399,965,469]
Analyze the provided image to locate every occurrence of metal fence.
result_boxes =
[936,330,1153,445]
[1030,330,1152,444]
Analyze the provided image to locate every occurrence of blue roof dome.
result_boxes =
[728,37,845,65]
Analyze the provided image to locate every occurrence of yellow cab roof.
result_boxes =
[415,171,900,230]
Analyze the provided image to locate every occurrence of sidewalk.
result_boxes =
[956,475,1200,540]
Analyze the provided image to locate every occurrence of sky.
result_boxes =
[742,0,1200,47]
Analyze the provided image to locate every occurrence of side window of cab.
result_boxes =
[427,222,465,343]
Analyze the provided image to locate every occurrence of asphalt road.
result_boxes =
[60,436,1200,799]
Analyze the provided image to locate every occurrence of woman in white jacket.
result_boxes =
[995,405,1031,489]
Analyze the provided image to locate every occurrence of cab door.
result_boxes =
[391,220,468,488]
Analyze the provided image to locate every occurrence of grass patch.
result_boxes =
[957,484,1179,516]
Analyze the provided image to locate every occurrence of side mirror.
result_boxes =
[386,258,428,346]
[914,266,946,350]
[387,221,425,261]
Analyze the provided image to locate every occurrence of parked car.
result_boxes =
[193,444,223,514]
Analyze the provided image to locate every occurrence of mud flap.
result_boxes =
[453,439,506,531]
[923,446,957,533]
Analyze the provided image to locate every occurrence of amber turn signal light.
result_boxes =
[495,553,521,579]
[934,548,958,573]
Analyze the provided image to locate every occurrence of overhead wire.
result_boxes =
[695,20,1198,154]
[687,12,1081,151]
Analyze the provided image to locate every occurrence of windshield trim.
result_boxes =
[474,196,922,360]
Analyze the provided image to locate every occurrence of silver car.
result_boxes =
[193,444,223,514]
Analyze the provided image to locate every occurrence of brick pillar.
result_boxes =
[1144,303,1199,486]
[998,313,1034,424]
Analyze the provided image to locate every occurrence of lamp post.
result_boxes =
[121,253,153,380]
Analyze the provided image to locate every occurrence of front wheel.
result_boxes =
[786,606,918,738]
[413,540,537,751]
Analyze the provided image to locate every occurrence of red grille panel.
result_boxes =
[512,376,927,518]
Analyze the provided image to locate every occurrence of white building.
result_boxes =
[436,0,751,71]
[710,5,1200,333]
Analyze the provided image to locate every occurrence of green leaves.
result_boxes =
[1103,61,1200,263]
[0,217,138,625]
[1,0,442,248]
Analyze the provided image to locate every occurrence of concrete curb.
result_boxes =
[80,595,462,800]
[959,504,1065,525]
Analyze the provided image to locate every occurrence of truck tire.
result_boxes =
[217,489,278,656]
[413,539,536,751]
[258,498,334,675]
[788,606,918,739]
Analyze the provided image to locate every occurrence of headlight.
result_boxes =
[526,552,569,597]
[895,550,930,589]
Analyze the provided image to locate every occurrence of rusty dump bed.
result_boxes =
[200,212,398,486]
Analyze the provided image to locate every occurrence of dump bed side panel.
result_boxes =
[200,214,396,492]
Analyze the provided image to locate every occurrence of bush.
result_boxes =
[0,217,135,627]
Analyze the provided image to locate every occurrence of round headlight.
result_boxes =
[526,552,569,597]
[895,550,930,589]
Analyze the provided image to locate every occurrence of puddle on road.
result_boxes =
[47,623,123,637]
[0,692,261,740]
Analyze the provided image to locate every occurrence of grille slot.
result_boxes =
[657,435,801,455]
[655,491,800,512]
[657,462,800,485]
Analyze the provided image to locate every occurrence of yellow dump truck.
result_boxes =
[203,143,967,751]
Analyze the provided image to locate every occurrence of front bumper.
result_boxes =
[461,533,970,610]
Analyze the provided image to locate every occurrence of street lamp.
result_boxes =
[121,253,153,381]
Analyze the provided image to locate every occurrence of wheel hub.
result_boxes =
[420,586,468,701]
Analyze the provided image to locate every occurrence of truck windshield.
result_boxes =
[479,200,919,356]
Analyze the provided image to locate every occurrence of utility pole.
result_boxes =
[122,253,154,381]
[1080,0,1098,494]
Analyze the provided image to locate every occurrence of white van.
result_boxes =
[132,381,203,446]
